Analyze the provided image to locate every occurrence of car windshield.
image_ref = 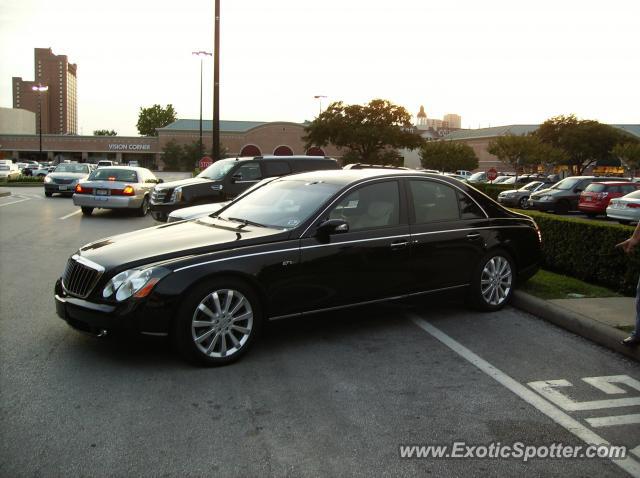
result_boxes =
[89,168,138,182]
[585,183,606,193]
[218,179,342,229]
[55,163,88,173]
[197,160,237,180]
[520,181,543,191]
[550,178,581,190]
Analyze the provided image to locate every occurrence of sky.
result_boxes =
[0,0,638,136]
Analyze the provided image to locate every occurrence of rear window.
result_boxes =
[624,190,640,199]
[584,184,606,193]
[89,168,138,182]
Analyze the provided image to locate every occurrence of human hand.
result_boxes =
[616,238,638,254]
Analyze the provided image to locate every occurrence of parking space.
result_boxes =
[1,189,639,477]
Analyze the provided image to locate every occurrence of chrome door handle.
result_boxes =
[466,233,481,240]
[390,240,409,250]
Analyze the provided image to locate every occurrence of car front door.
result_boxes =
[406,178,490,293]
[225,161,263,198]
[297,179,412,312]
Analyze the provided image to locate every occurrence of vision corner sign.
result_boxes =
[108,143,152,151]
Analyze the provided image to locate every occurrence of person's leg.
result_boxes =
[623,276,640,345]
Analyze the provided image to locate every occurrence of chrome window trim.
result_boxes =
[299,174,489,238]
[268,284,469,321]
[72,254,105,273]
[174,247,300,272]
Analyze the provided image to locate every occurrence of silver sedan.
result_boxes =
[606,189,640,225]
[73,166,162,216]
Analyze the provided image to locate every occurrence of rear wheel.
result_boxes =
[518,197,529,209]
[554,200,570,215]
[173,278,262,366]
[585,213,597,218]
[44,192,52,197]
[81,207,93,216]
[468,250,515,311]
[136,196,149,217]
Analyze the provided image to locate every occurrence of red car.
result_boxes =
[578,181,639,217]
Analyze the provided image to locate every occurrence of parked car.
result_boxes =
[167,177,279,223]
[150,155,340,222]
[578,181,638,217]
[491,176,512,184]
[44,163,93,197]
[468,171,487,183]
[528,176,621,214]
[73,166,162,216]
[55,169,542,365]
[497,181,549,209]
[606,189,640,225]
[455,170,472,180]
[0,162,20,180]
[128,160,140,167]
[343,163,409,170]
[27,163,53,177]
[97,160,117,168]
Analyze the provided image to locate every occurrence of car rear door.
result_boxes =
[406,178,489,293]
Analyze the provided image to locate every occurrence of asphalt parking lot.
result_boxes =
[1,186,639,477]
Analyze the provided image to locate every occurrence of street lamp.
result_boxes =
[32,84,48,163]
[192,51,212,157]
[213,0,220,161]
[314,95,327,116]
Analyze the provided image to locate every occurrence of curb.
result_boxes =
[0,190,10,197]
[0,183,44,188]
[512,290,640,362]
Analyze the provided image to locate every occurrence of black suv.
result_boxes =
[150,155,339,221]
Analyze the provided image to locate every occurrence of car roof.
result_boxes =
[221,155,335,162]
[275,168,440,187]
[590,181,634,185]
[91,165,149,172]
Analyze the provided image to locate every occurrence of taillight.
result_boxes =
[75,184,92,194]
[123,185,135,196]
[596,192,609,200]
[627,203,640,209]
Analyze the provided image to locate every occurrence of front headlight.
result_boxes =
[541,195,553,201]
[102,267,170,301]
[171,187,183,203]
[44,176,52,183]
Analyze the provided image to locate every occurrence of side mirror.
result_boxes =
[231,173,242,183]
[317,219,349,236]
[574,188,583,193]
[157,178,164,183]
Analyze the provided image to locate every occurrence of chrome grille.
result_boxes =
[151,188,172,203]
[62,255,104,298]
[54,178,74,185]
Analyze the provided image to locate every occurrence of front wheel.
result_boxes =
[44,192,52,197]
[468,250,515,311]
[174,278,262,365]
[136,196,149,217]
[518,197,529,209]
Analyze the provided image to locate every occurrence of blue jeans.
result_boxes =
[635,276,640,337]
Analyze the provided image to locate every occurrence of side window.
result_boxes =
[263,161,291,177]
[328,181,400,231]
[622,185,636,194]
[235,163,262,182]
[457,191,485,219]
[409,180,460,223]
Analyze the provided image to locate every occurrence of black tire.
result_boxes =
[173,278,263,366]
[554,200,570,215]
[585,213,597,219]
[137,196,149,217]
[37,173,46,178]
[618,220,631,225]
[468,249,515,312]
[518,197,529,209]
[81,207,93,216]
[44,192,52,197]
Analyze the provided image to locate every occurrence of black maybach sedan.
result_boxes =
[55,170,542,365]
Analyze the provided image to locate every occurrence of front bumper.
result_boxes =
[149,202,180,221]
[497,196,520,207]
[527,198,556,211]
[54,279,172,336]
[45,183,76,194]
[577,202,607,214]
[606,207,640,222]
[73,194,144,209]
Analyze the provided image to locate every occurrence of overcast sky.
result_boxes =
[1,0,638,136]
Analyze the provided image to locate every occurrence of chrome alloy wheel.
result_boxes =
[191,289,254,358]
[480,256,513,306]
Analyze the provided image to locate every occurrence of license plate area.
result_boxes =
[96,189,109,196]
[59,185,69,191]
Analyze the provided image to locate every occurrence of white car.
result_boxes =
[0,163,20,180]
[606,189,640,225]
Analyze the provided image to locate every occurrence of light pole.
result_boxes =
[192,51,212,158]
[313,95,327,116]
[213,0,220,161]
[32,84,48,163]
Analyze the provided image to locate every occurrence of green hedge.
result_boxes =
[0,175,45,183]
[514,210,638,296]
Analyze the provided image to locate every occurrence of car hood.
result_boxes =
[169,202,230,221]
[530,187,560,198]
[48,172,88,180]
[77,217,288,271]
[154,177,214,190]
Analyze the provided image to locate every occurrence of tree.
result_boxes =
[93,129,117,136]
[182,140,205,171]
[161,139,183,171]
[136,104,177,137]
[613,142,640,176]
[487,135,545,178]
[419,141,478,172]
[303,99,424,163]
[534,115,633,175]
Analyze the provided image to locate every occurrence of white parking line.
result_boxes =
[0,197,31,207]
[408,314,640,477]
[59,209,82,220]
[587,414,640,428]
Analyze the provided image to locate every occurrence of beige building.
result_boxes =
[12,48,78,135]
[0,108,36,135]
